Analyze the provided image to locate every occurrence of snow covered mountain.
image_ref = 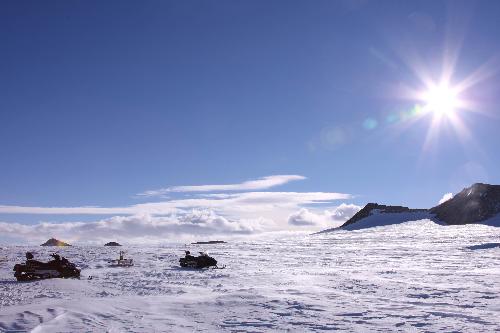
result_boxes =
[318,183,500,233]
[317,203,432,233]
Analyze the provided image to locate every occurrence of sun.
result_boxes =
[422,82,460,117]
[392,39,497,155]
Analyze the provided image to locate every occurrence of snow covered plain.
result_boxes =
[1,219,499,332]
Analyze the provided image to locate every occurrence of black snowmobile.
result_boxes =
[13,252,81,281]
[179,251,220,269]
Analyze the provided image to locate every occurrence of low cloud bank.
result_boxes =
[0,210,270,244]
[0,203,360,244]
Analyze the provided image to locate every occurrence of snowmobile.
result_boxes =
[13,252,81,281]
[179,251,222,269]
[108,251,133,267]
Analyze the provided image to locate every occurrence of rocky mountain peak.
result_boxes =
[431,183,500,225]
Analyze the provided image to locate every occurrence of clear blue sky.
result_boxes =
[1,1,500,237]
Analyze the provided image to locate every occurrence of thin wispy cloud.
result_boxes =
[137,175,306,197]
[0,191,351,216]
[0,205,139,215]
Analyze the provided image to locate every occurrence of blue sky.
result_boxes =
[1,1,499,242]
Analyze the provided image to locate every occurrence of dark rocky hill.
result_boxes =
[40,238,71,246]
[104,241,122,246]
[192,240,226,244]
[430,183,500,225]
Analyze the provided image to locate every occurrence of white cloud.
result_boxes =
[328,203,361,220]
[288,208,324,226]
[438,193,453,204]
[138,175,306,196]
[288,203,361,228]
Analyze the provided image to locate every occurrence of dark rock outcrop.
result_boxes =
[430,183,500,225]
[466,243,500,250]
[192,240,226,245]
[104,242,122,246]
[40,238,71,246]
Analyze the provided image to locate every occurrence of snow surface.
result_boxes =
[1,219,499,332]
[481,213,500,227]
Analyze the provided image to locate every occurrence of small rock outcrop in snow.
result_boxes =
[466,243,500,250]
[40,238,71,246]
[104,242,122,246]
[430,183,500,226]
[191,240,226,244]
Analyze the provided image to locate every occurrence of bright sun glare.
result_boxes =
[407,74,477,153]
[422,82,460,117]
[400,71,477,152]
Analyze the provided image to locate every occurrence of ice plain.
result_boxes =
[0,219,499,332]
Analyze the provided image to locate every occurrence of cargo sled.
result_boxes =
[109,251,134,267]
